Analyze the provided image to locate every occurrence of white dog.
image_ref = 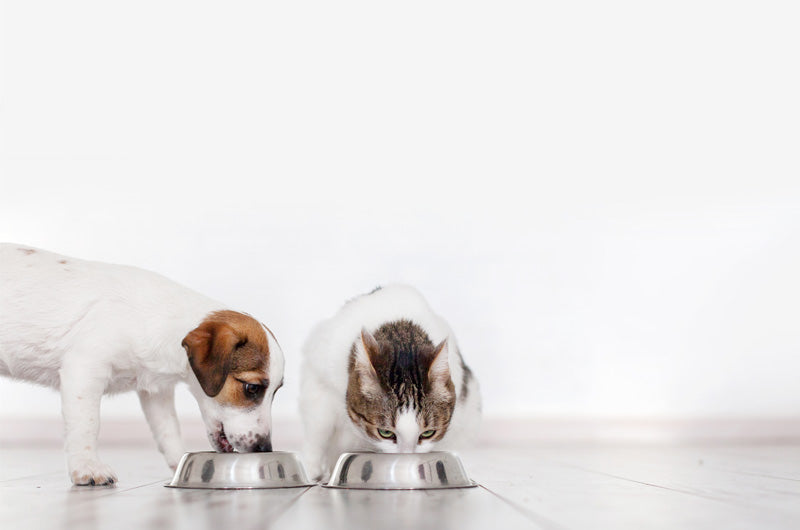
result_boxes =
[0,244,285,485]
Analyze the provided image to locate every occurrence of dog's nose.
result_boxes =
[254,434,272,452]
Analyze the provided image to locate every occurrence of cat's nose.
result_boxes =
[397,440,417,453]
[253,433,272,452]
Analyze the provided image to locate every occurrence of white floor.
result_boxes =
[1,441,798,529]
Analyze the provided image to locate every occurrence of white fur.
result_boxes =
[0,244,284,485]
[394,409,423,453]
[299,285,481,481]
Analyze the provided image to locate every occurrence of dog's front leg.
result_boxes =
[59,364,117,486]
[138,388,185,470]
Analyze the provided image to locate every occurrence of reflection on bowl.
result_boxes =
[166,451,313,490]
[324,452,477,490]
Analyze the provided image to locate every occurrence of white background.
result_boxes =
[1,1,799,424]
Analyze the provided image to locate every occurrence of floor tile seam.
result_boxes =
[708,467,800,483]
[0,478,170,526]
[554,462,799,523]
[248,486,317,530]
[477,484,569,530]
[0,472,63,484]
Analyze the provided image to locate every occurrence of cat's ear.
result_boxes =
[352,328,382,394]
[427,338,451,383]
[360,328,382,369]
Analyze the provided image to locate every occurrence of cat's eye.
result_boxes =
[377,428,395,439]
[420,430,436,439]
[242,382,265,399]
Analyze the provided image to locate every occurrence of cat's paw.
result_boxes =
[69,459,117,486]
[310,465,330,483]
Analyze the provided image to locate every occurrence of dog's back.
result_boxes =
[0,243,215,387]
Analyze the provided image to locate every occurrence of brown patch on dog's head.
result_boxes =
[182,311,271,406]
[18,248,36,255]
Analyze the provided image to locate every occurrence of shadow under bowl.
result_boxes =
[166,451,314,490]
[323,451,477,490]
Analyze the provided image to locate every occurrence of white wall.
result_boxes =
[1,1,799,422]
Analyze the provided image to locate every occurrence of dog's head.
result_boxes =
[182,310,284,453]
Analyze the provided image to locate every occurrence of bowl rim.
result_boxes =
[165,450,316,490]
[321,480,478,490]
[322,451,478,490]
[174,450,301,457]
[165,482,315,490]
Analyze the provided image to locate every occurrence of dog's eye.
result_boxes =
[419,430,436,439]
[242,382,264,399]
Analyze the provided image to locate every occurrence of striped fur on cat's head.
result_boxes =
[346,319,456,453]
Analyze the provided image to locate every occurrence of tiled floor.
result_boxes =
[1,443,798,529]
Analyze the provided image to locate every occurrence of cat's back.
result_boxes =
[339,285,449,331]
[302,284,454,374]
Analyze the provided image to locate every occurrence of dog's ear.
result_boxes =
[182,321,240,397]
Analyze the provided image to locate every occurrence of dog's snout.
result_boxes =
[254,433,272,452]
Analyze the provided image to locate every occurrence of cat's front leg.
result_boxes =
[60,360,117,486]
[299,379,338,481]
[303,447,326,482]
[302,422,334,481]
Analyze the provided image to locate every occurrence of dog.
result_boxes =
[0,244,285,485]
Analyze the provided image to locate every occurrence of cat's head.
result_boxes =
[346,324,456,453]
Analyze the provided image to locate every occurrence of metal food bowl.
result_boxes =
[324,451,477,490]
[166,451,314,490]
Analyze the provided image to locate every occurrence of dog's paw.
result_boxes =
[69,459,118,486]
[167,457,182,472]
[164,449,185,472]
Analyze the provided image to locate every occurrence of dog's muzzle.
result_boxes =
[253,433,272,452]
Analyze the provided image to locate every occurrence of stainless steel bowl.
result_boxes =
[166,451,314,489]
[324,452,477,490]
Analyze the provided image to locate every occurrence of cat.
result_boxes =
[299,284,481,481]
